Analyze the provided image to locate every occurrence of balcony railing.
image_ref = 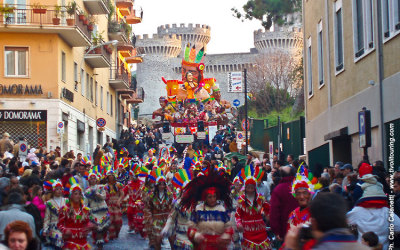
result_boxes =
[0,5,92,46]
[84,45,112,68]
[108,20,130,43]
[109,65,130,89]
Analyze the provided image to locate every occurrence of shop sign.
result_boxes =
[62,88,74,102]
[0,84,43,95]
[0,110,47,121]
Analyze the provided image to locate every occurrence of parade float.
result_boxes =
[152,44,237,142]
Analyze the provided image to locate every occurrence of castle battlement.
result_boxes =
[253,29,303,53]
[136,33,182,57]
[157,23,211,49]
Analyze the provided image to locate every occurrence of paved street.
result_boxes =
[105,216,171,250]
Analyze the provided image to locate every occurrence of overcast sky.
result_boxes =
[133,0,263,54]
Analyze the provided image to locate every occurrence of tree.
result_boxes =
[247,49,302,113]
[232,0,301,30]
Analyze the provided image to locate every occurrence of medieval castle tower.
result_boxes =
[136,22,302,118]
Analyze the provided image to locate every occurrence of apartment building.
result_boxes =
[303,0,400,169]
[0,0,143,155]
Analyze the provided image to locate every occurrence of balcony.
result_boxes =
[84,0,110,15]
[109,65,130,89]
[126,87,144,104]
[84,45,111,68]
[126,9,141,24]
[108,20,130,43]
[116,0,133,9]
[117,89,134,99]
[118,43,134,57]
[0,5,92,47]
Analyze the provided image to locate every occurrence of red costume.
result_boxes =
[123,179,145,236]
[287,206,311,231]
[57,202,92,249]
[105,181,124,240]
[235,193,272,249]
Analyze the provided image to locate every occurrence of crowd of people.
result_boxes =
[0,126,399,250]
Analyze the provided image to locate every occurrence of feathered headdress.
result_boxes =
[148,168,166,184]
[158,158,168,169]
[43,179,63,192]
[238,165,265,186]
[172,168,193,189]
[64,176,82,196]
[117,158,129,169]
[233,176,242,185]
[182,43,206,82]
[93,165,105,178]
[87,169,100,180]
[180,170,232,211]
[138,165,151,177]
[120,147,128,155]
[101,155,111,165]
[130,162,141,176]
[81,156,92,166]
[292,164,314,196]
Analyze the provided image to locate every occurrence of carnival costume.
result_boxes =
[116,158,129,185]
[235,165,271,250]
[123,163,145,236]
[287,164,314,231]
[84,171,110,247]
[104,169,124,240]
[162,169,194,249]
[57,184,92,250]
[43,179,66,249]
[143,168,173,247]
[181,171,233,250]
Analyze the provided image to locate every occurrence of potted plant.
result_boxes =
[78,10,86,22]
[0,4,16,24]
[52,4,61,25]
[87,15,95,31]
[32,2,47,14]
[83,12,89,25]
[90,31,104,53]
[66,1,76,26]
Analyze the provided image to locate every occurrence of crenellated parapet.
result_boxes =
[136,33,182,57]
[157,23,211,52]
[253,28,303,53]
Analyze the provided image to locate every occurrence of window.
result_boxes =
[90,77,93,102]
[4,47,28,77]
[334,0,344,72]
[95,81,98,106]
[110,94,113,116]
[86,73,90,99]
[100,86,103,110]
[81,69,85,96]
[74,62,78,82]
[353,0,374,59]
[77,120,85,149]
[107,91,110,114]
[383,0,400,39]
[61,51,66,82]
[317,21,324,86]
[307,37,313,97]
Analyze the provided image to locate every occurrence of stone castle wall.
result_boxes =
[136,23,303,118]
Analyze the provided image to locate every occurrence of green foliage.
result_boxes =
[232,0,301,29]
[66,1,76,17]
[248,106,304,127]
